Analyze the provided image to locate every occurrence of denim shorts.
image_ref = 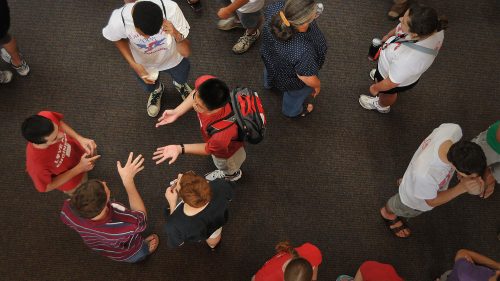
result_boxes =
[123,240,150,263]
[236,10,262,29]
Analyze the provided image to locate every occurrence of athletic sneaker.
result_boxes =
[217,16,244,31]
[147,83,164,117]
[369,68,376,81]
[173,81,193,100]
[205,169,242,181]
[358,95,391,113]
[1,48,30,76]
[0,70,13,84]
[232,29,260,54]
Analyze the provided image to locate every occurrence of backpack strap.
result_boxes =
[206,112,237,136]
[400,41,439,56]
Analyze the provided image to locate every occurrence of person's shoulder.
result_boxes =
[154,0,181,16]
[265,1,283,16]
[297,242,323,265]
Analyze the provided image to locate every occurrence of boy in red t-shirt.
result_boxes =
[153,75,245,181]
[22,111,100,194]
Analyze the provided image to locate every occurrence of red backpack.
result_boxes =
[206,87,266,144]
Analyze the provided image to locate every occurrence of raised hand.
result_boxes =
[156,109,179,128]
[78,153,101,172]
[152,145,181,165]
[117,152,145,184]
[77,137,97,156]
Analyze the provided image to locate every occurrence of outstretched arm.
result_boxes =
[153,143,208,165]
[117,152,146,216]
[455,249,500,270]
[155,90,196,127]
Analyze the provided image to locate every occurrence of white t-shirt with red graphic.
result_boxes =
[25,111,86,192]
[378,23,444,87]
[102,0,190,72]
[233,0,265,13]
[399,123,462,211]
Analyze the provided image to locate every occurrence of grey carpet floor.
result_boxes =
[0,0,498,280]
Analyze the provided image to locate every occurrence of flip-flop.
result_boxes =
[381,215,411,238]
[145,234,160,253]
[186,0,202,12]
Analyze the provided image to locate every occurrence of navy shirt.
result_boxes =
[260,1,327,92]
[164,179,234,248]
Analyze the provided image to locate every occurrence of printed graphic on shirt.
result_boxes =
[129,33,170,55]
[54,133,71,168]
[438,168,454,191]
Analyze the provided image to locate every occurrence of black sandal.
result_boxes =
[382,216,411,238]
[293,103,314,118]
[186,0,202,12]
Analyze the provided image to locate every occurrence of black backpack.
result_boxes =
[206,87,266,144]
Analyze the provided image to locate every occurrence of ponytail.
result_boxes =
[275,241,299,258]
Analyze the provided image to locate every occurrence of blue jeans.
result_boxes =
[136,58,190,93]
[122,240,150,263]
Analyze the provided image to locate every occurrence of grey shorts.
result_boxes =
[236,10,262,29]
[212,147,246,175]
[387,193,423,218]
[472,130,500,183]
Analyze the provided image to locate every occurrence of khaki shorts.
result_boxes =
[387,193,423,218]
[212,147,246,175]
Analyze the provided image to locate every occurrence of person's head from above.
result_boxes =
[132,1,164,38]
[175,171,212,208]
[447,140,486,178]
[193,75,230,114]
[284,258,313,281]
[271,0,320,41]
[70,180,110,219]
[400,3,448,38]
[22,115,63,147]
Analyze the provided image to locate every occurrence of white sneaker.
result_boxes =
[147,83,164,117]
[205,169,242,182]
[358,95,390,113]
[1,48,30,76]
[0,70,13,84]
[232,29,260,54]
[173,81,193,100]
[369,69,376,81]
[217,16,243,31]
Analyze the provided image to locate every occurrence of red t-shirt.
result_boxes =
[254,243,323,281]
[198,103,244,159]
[359,261,404,281]
[25,111,85,192]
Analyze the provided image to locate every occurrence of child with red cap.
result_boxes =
[153,75,245,181]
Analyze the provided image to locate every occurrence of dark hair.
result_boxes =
[284,258,313,281]
[70,180,108,219]
[197,78,230,111]
[179,173,212,208]
[447,141,486,176]
[408,3,448,36]
[21,115,54,144]
[132,1,163,36]
[270,0,315,41]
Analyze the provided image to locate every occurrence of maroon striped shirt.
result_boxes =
[60,200,147,261]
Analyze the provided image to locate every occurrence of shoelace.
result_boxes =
[150,91,161,104]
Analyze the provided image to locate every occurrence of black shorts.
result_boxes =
[0,0,11,44]
[374,68,419,95]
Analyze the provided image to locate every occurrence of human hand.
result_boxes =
[461,176,485,195]
[153,145,182,165]
[156,110,179,128]
[116,152,145,184]
[369,84,379,96]
[382,34,391,42]
[217,7,233,19]
[133,63,155,85]
[162,19,176,36]
[479,167,496,199]
[78,153,101,172]
[77,137,97,156]
[312,87,320,98]
[165,185,179,205]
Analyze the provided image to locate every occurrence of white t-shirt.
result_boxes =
[233,0,265,13]
[102,0,190,71]
[399,123,462,211]
[378,23,444,87]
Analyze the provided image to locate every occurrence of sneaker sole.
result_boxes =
[227,170,242,181]
[217,24,244,31]
[358,97,390,113]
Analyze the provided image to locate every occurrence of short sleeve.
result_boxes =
[167,3,190,38]
[451,258,496,281]
[205,131,233,156]
[27,164,52,192]
[359,261,403,281]
[294,46,319,77]
[297,243,322,267]
[129,210,147,234]
[387,55,422,85]
[412,174,438,200]
[38,111,63,127]
[102,8,128,42]
[110,202,148,234]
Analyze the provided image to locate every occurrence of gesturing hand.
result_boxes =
[165,185,178,206]
[162,20,176,36]
[156,110,179,128]
[217,7,232,19]
[153,145,181,165]
[78,153,101,172]
[117,152,145,184]
[461,176,485,196]
[77,137,97,156]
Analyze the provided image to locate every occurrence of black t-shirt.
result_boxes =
[0,0,10,37]
[164,179,234,248]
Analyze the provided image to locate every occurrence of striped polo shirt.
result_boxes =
[60,200,147,261]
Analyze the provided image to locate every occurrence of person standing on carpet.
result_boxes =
[379,123,487,238]
[164,171,233,250]
[22,111,99,195]
[103,0,192,118]
[154,75,246,182]
[260,0,327,118]
[0,0,30,84]
[216,0,264,54]
[60,152,159,263]
[359,3,447,113]
[252,241,322,281]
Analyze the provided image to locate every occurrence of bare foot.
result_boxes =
[145,234,160,253]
